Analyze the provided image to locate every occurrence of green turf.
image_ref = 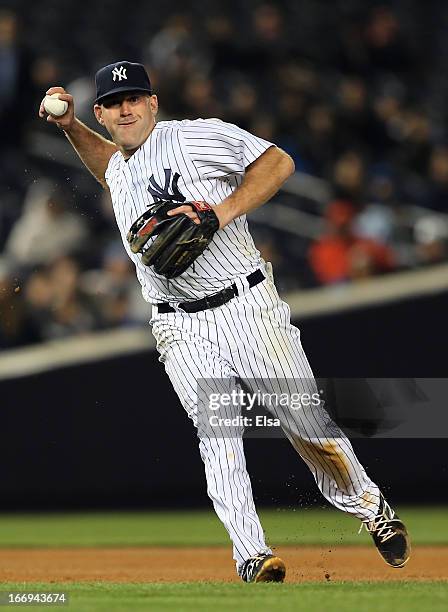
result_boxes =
[0,582,445,612]
[0,507,445,547]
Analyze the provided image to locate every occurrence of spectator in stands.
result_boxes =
[308,200,396,285]
[204,14,241,78]
[0,9,31,148]
[144,13,209,116]
[30,55,61,110]
[0,257,39,347]
[334,77,380,156]
[241,3,294,86]
[5,179,89,268]
[37,256,101,340]
[363,6,414,80]
[371,85,405,159]
[224,81,258,131]
[181,74,221,119]
[392,108,432,184]
[301,104,337,176]
[331,151,366,206]
[22,265,54,342]
[414,215,448,265]
[0,8,34,229]
[354,168,398,245]
[421,145,448,211]
[249,113,277,143]
[80,240,148,328]
[145,13,207,79]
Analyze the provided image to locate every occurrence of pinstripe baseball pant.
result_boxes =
[150,269,381,571]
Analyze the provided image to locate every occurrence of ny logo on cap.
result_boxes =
[112,66,127,82]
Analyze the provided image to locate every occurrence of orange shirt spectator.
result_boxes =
[308,200,396,284]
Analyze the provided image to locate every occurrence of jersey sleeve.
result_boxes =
[104,150,121,185]
[180,118,275,178]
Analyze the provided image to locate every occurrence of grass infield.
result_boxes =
[0,507,445,547]
[0,581,446,612]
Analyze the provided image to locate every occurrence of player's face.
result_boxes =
[94,92,158,157]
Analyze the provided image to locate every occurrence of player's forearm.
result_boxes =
[63,119,118,188]
[214,146,295,228]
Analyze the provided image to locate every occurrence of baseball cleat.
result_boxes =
[359,495,411,568]
[240,553,286,583]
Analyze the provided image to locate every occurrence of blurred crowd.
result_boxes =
[2,0,448,347]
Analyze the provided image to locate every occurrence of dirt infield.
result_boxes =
[0,546,446,583]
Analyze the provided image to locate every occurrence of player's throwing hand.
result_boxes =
[39,87,74,130]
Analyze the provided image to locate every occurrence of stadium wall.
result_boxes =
[1,288,447,510]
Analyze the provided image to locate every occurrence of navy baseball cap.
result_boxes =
[94,61,152,104]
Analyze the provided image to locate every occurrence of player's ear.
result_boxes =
[94,104,105,126]
[149,94,158,117]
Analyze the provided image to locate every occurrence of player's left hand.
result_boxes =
[167,204,201,225]
[167,204,226,229]
[128,200,219,278]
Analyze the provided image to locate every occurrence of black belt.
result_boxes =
[156,269,265,314]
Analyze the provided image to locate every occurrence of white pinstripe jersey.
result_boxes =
[104,118,274,303]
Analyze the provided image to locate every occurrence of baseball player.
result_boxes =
[39,61,410,582]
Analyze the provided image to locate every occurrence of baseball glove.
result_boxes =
[126,200,219,279]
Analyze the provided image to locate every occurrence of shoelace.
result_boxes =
[358,501,399,543]
[242,555,267,580]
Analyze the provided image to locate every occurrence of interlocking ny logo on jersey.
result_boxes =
[148,169,186,203]
[112,66,127,81]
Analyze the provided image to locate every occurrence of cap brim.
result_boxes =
[95,86,152,105]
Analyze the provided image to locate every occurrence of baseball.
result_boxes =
[43,93,68,117]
